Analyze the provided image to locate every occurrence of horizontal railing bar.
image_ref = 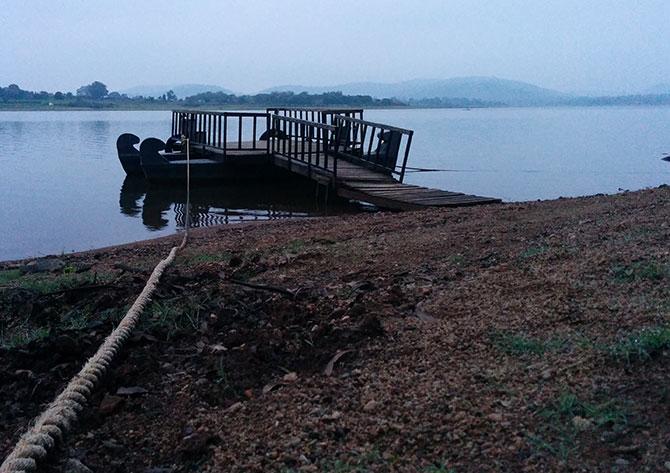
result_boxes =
[175,110,268,118]
[271,114,336,130]
[266,107,364,114]
[334,115,414,135]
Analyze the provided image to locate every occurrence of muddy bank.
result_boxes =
[2,186,670,472]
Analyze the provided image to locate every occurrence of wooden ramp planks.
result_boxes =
[337,180,501,210]
[228,143,502,210]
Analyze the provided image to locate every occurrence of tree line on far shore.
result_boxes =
[0,81,406,109]
[3,81,670,109]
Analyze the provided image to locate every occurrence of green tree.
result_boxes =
[76,81,108,99]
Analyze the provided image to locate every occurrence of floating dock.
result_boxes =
[167,108,501,210]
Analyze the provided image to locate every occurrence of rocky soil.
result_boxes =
[2,186,670,472]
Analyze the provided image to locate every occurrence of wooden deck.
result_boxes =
[270,148,501,210]
[172,110,502,211]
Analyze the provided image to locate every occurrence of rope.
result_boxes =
[0,137,193,473]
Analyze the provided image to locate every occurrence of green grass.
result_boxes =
[520,245,548,259]
[0,326,50,349]
[531,391,627,462]
[423,463,456,473]
[609,326,670,363]
[143,298,206,339]
[284,239,307,254]
[321,450,384,472]
[3,271,113,295]
[0,269,23,285]
[493,332,566,356]
[611,261,669,283]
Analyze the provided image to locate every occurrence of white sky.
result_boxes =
[1,0,669,94]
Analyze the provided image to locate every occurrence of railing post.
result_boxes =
[238,115,243,150]
[399,131,413,183]
[223,114,228,159]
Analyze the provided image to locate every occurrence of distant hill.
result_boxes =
[644,83,670,95]
[120,84,234,99]
[262,77,571,106]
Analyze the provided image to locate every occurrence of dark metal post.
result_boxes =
[399,131,413,183]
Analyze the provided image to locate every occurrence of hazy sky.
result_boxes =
[1,0,669,94]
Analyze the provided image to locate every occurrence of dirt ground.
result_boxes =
[2,186,670,472]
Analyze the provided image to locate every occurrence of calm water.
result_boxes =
[1,107,669,261]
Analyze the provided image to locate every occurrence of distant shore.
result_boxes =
[3,103,670,112]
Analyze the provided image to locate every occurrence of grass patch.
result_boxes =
[0,326,50,349]
[611,261,669,283]
[609,325,670,363]
[423,463,456,473]
[493,332,566,356]
[0,269,23,285]
[531,391,627,462]
[321,450,384,472]
[143,298,206,340]
[520,245,548,259]
[5,271,113,295]
[284,239,307,254]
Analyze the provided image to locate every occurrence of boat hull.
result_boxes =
[141,155,274,182]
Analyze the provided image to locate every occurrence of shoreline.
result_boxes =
[2,103,670,112]
[2,186,670,471]
[0,187,661,266]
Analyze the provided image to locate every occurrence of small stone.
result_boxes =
[194,378,208,386]
[615,458,630,467]
[540,369,552,380]
[572,415,593,431]
[363,400,379,412]
[283,372,298,383]
[227,402,243,413]
[98,394,124,416]
[116,386,148,396]
[322,411,342,421]
[102,439,123,451]
[664,461,670,470]
[63,458,93,473]
[21,258,64,273]
[487,413,504,422]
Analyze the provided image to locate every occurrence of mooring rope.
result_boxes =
[0,138,192,473]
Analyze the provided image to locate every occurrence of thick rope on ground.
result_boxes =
[1,138,192,473]
[0,237,188,473]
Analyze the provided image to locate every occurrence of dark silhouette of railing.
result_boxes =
[170,109,414,183]
[266,107,363,125]
[171,110,270,157]
[332,115,413,182]
[269,114,339,179]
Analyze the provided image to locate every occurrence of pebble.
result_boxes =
[615,458,630,467]
[664,461,670,470]
[98,394,124,416]
[283,372,298,383]
[63,458,93,473]
[363,400,379,412]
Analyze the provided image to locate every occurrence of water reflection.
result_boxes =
[119,176,348,231]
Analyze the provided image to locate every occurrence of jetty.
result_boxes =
[163,108,501,210]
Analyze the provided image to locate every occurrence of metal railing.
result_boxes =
[266,107,363,126]
[269,114,339,179]
[170,109,415,184]
[332,115,414,182]
[171,110,270,157]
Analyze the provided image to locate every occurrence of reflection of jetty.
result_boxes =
[119,176,351,231]
[120,108,501,210]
